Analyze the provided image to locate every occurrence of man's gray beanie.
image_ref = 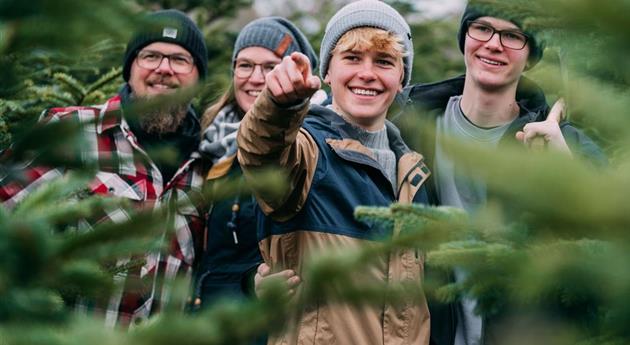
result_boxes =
[232,17,318,71]
[319,0,413,87]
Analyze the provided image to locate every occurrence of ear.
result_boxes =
[323,73,331,85]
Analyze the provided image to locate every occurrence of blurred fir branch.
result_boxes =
[440,135,630,234]
[0,178,154,324]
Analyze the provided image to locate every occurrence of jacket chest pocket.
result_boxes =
[89,171,147,202]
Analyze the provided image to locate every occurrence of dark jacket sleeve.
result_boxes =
[560,123,607,166]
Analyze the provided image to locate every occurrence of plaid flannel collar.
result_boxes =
[97,95,125,134]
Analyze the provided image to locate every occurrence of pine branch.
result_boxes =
[27,85,76,107]
[81,91,107,106]
[84,67,122,96]
[0,99,26,113]
[11,175,91,219]
[53,73,87,104]
[52,260,113,301]
[55,208,168,260]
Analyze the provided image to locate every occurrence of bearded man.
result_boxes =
[0,9,208,327]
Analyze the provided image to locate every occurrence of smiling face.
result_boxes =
[324,28,404,131]
[128,42,199,98]
[233,46,282,113]
[464,16,530,92]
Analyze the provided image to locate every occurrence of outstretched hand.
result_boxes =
[265,52,321,106]
[515,98,572,155]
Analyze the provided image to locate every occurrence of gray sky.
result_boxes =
[251,0,466,34]
[253,0,466,19]
[413,0,466,19]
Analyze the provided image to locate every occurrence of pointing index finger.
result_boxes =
[291,52,312,80]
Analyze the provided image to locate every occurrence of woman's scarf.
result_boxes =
[198,104,242,166]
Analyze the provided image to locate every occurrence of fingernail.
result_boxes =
[289,276,301,285]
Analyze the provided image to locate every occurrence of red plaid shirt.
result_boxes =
[0,94,206,327]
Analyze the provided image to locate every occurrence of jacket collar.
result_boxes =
[308,104,411,159]
[308,105,428,200]
[399,74,550,120]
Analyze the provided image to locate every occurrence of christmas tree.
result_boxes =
[2,0,629,344]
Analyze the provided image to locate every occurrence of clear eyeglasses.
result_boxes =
[136,50,195,74]
[467,21,529,50]
[233,60,278,79]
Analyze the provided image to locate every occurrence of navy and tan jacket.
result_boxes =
[237,89,432,345]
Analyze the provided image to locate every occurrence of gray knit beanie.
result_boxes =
[123,10,208,80]
[232,17,318,71]
[320,0,413,87]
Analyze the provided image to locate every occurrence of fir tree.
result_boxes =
[1,0,630,344]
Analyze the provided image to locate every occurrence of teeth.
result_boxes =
[351,88,378,96]
[479,57,504,66]
[247,90,262,97]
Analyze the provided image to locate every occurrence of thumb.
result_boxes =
[546,98,565,124]
[515,130,525,143]
[291,52,312,81]
[258,263,271,277]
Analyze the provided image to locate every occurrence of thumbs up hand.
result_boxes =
[265,52,321,106]
[515,98,572,155]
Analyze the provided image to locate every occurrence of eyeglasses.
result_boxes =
[233,60,278,79]
[466,21,529,50]
[136,50,195,74]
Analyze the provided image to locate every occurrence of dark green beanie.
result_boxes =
[457,3,543,69]
[123,9,208,80]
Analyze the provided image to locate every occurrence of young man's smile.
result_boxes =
[464,17,529,91]
[325,48,403,131]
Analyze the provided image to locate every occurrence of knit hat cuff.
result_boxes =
[232,17,318,72]
[319,2,413,87]
[123,10,208,81]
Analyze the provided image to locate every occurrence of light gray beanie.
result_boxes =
[232,16,318,71]
[320,0,413,87]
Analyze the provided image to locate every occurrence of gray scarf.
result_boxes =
[198,104,242,165]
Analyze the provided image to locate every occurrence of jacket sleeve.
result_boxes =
[560,123,608,167]
[237,88,319,222]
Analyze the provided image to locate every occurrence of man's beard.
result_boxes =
[138,101,188,135]
[133,76,190,135]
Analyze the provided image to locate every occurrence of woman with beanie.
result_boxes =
[237,1,431,344]
[191,17,319,312]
